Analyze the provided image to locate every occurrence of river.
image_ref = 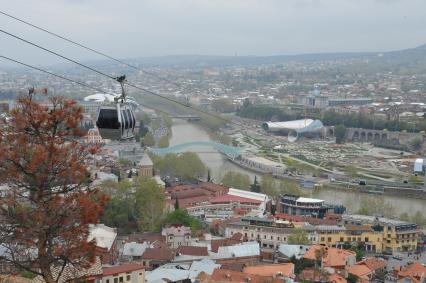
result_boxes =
[169,119,426,216]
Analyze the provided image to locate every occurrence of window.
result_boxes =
[327,237,331,242]
[97,109,120,129]
[321,237,325,242]
[271,236,273,240]
[106,280,110,283]
[264,235,266,239]
[277,237,280,241]
[114,278,118,283]
[126,275,131,281]
[365,237,369,242]
[340,237,344,242]
[119,277,123,283]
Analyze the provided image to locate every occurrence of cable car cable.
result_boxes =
[0,10,192,90]
[0,28,250,131]
[0,55,171,116]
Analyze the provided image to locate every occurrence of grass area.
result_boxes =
[409,175,424,184]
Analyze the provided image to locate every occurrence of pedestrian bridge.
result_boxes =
[150,141,243,157]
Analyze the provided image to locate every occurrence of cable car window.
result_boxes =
[97,109,119,129]
[122,110,129,130]
[120,110,125,134]
[131,110,136,129]
[126,109,133,129]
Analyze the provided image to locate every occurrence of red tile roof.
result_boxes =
[210,194,262,204]
[200,268,282,283]
[397,262,426,283]
[347,264,372,279]
[243,263,295,278]
[304,245,356,268]
[177,246,208,256]
[198,182,229,193]
[141,247,174,261]
[211,238,242,253]
[360,257,386,271]
[103,263,144,276]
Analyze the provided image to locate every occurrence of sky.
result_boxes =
[0,0,426,66]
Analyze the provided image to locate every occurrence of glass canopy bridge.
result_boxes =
[150,141,243,158]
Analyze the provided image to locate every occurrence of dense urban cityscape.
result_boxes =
[1,1,426,283]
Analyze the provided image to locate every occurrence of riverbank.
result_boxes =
[169,119,426,217]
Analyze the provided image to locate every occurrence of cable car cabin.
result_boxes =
[96,103,135,140]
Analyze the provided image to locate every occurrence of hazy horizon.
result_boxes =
[1,0,426,66]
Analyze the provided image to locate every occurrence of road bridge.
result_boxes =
[149,141,243,158]
[169,115,201,121]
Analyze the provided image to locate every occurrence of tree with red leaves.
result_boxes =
[0,91,108,282]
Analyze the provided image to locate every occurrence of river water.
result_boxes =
[169,119,426,216]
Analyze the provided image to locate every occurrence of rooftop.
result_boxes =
[243,263,295,278]
[88,224,117,251]
[103,263,144,276]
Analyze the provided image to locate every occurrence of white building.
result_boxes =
[162,225,191,249]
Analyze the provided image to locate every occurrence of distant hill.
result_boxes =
[33,43,426,72]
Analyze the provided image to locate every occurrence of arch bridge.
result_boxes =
[150,141,243,158]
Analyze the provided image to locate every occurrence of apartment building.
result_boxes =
[224,217,317,249]
[306,224,384,253]
[342,214,420,253]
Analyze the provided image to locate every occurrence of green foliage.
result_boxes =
[134,177,166,232]
[102,178,165,233]
[221,171,251,190]
[260,175,279,196]
[290,255,315,274]
[21,271,37,279]
[101,180,138,234]
[119,158,133,167]
[357,196,395,218]
[159,136,170,148]
[334,124,346,144]
[139,113,152,125]
[238,104,302,121]
[410,136,423,150]
[211,98,235,113]
[142,132,155,147]
[347,274,359,283]
[152,152,207,181]
[350,244,365,262]
[164,209,202,233]
[321,109,426,132]
[250,176,261,193]
[287,228,311,245]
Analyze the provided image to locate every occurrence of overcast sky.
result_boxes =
[1,0,426,66]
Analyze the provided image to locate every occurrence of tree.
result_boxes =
[153,152,207,182]
[141,132,155,147]
[134,177,166,231]
[260,175,279,196]
[0,92,108,283]
[288,228,310,245]
[174,198,180,210]
[357,196,395,218]
[250,176,261,193]
[101,180,137,234]
[334,124,347,144]
[347,274,359,283]
[410,136,422,151]
[164,209,202,233]
[221,171,251,190]
[211,98,235,113]
[159,136,169,148]
[207,170,212,182]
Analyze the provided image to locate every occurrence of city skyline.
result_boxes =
[1,0,426,66]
